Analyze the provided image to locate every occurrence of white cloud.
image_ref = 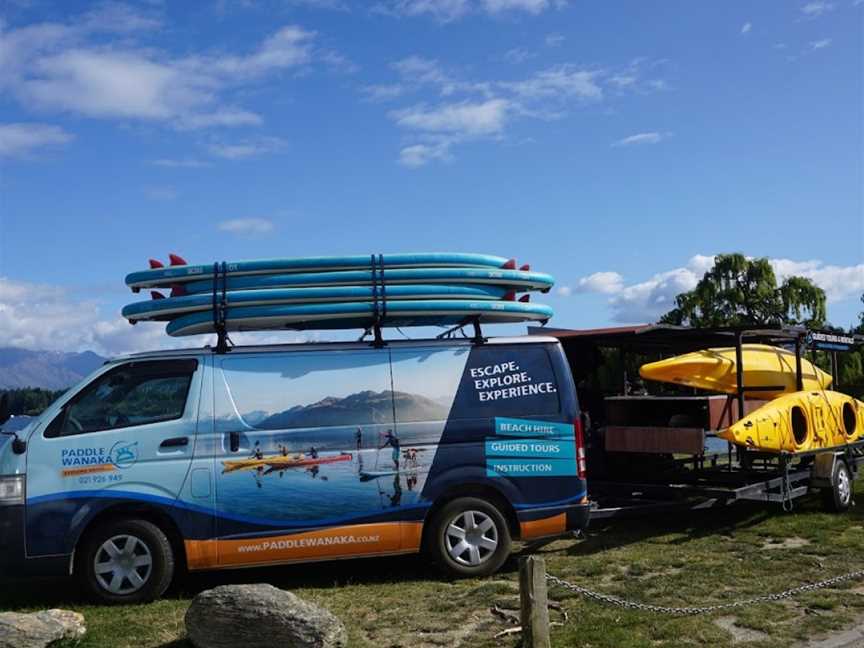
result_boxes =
[377,56,665,165]
[390,99,509,135]
[769,259,864,302]
[362,83,406,102]
[0,9,339,131]
[545,33,565,47]
[151,158,211,168]
[0,122,73,158]
[376,0,472,21]
[809,38,832,50]
[208,136,288,159]
[483,0,554,14]
[503,48,536,64]
[741,22,752,34]
[612,131,668,147]
[217,218,275,235]
[801,1,834,16]
[0,277,163,356]
[144,186,177,201]
[503,64,602,101]
[575,272,625,294]
[560,255,862,323]
[398,139,454,167]
[375,0,565,20]
[0,276,318,356]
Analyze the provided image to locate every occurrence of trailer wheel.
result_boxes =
[821,460,853,513]
[427,497,512,578]
[77,518,175,604]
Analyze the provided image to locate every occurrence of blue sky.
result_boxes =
[0,0,862,355]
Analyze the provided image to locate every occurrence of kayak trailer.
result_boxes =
[529,324,864,519]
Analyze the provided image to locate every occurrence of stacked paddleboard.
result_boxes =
[640,344,861,453]
[122,253,555,336]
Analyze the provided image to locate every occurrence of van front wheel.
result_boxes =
[428,497,511,577]
[78,518,174,604]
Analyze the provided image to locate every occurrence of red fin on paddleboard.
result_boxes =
[519,294,530,303]
[501,259,516,270]
[149,259,164,269]
[150,291,165,300]
[503,291,516,301]
[168,253,187,266]
[519,264,530,271]
[170,284,187,298]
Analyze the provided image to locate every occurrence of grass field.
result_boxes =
[2,481,863,648]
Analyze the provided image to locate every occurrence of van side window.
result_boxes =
[44,360,198,438]
[220,351,392,430]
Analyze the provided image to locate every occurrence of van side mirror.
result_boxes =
[0,394,10,426]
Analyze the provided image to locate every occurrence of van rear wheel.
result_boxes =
[428,497,511,577]
[78,518,174,604]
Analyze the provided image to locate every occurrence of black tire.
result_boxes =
[77,518,174,604]
[821,460,853,513]
[426,497,512,578]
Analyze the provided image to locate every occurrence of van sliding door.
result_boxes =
[210,349,402,567]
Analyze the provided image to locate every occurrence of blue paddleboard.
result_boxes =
[165,300,553,337]
[122,284,510,322]
[126,253,513,290]
[180,267,553,294]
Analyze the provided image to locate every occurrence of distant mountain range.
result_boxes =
[258,389,448,429]
[0,348,107,390]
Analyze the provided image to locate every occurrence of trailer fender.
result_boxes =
[811,453,854,488]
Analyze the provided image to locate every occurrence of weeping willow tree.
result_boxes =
[660,254,826,328]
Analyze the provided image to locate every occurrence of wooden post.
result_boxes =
[519,556,551,648]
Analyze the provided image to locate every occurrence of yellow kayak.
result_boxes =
[639,344,832,398]
[718,390,863,452]
[222,452,353,473]
[222,453,305,473]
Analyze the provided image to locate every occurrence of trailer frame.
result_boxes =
[528,324,864,521]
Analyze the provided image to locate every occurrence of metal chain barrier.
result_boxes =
[546,569,864,616]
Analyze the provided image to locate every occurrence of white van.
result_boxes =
[0,336,588,603]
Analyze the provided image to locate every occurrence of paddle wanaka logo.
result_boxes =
[60,441,138,478]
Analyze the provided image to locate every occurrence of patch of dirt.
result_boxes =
[714,616,771,643]
[762,537,811,550]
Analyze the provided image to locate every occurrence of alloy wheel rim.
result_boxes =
[444,510,499,567]
[838,468,851,505]
[94,534,153,595]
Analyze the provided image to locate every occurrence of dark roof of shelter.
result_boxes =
[528,324,863,354]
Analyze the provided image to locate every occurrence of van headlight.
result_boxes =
[0,475,24,505]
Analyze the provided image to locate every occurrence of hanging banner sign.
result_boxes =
[806,331,857,351]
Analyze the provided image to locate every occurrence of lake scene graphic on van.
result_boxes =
[212,348,469,527]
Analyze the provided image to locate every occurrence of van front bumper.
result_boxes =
[0,504,69,581]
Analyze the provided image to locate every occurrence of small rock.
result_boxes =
[185,584,347,648]
[0,609,86,648]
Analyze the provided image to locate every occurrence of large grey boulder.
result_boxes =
[0,609,86,648]
[185,584,347,648]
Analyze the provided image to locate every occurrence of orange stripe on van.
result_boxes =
[61,464,116,478]
[185,521,424,570]
[520,513,566,540]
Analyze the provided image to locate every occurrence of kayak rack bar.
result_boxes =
[436,317,487,344]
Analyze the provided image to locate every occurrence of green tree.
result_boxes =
[661,253,826,328]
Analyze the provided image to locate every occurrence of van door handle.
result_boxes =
[160,437,189,448]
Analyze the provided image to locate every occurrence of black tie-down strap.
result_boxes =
[368,254,386,347]
[212,261,231,353]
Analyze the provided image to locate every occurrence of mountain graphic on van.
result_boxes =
[258,390,449,429]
